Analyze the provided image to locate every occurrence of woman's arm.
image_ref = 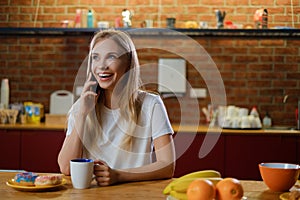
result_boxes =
[94,134,175,186]
[58,73,98,175]
[57,125,84,175]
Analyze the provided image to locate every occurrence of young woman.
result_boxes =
[58,30,175,186]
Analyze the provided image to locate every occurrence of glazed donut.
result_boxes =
[34,174,62,186]
[14,172,38,186]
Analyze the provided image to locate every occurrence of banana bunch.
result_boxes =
[163,170,222,200]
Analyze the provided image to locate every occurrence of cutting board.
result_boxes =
[50,90,74,114]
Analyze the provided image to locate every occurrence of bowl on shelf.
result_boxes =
[259,162,300,192]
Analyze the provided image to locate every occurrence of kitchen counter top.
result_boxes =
[0,123,66,131]
[0,171,289,200]
[1,123,300,135]
[173,124,300,136]
[1,27,300,38]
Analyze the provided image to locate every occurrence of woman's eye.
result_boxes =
[92,55,99,61]
[108,54,117,60]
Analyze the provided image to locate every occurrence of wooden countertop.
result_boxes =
[1,123,300,136]
[173,125,300,136]
[0,171,288,200]
[0,123,67,131]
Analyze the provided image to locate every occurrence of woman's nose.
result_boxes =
[100,64,109,70]
[93,60,108,70]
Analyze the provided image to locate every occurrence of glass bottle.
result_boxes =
[87,10,94,28]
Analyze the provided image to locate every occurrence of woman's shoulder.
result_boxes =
[138,90,163,104]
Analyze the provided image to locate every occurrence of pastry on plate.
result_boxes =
[34,174,63,186]
[14,172,38,186]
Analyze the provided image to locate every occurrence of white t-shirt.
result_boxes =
[66,92,173,169]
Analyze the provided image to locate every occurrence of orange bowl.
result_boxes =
[259,163,300,192]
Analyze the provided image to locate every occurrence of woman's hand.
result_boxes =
[94,160,119,186]
[79,73,98,116]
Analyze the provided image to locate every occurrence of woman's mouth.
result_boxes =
[99,73,113,81]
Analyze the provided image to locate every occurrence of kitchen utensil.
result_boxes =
[215,10,226,29]
[50,90,73,114]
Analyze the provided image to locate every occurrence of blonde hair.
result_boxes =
[86,29,143,151]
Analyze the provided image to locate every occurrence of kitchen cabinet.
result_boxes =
[173,128,299,180]
[0,127,65,173]
[173,132,225,177]
[224,135,297,180]
[0,129,21,170]
[21,130,65,173]
[297,137,300,164]
[1,124,299,179]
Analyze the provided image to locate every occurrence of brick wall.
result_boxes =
[1,1,300,127]
[1,34,299,127]
[135,36,300,126]
[0,0,299,28]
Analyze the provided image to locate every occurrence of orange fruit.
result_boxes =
[216,178,244,200]
[187,179,216,200]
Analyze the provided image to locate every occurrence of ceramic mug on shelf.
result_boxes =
[241,116,251,129]
[166,18,176,28]
[145,20,153,28]
[227,105,237,118]
[70,158,94,189]
[239,108,249,117]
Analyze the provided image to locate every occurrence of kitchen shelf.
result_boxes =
[1,27,300,38]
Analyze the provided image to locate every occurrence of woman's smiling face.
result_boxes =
[91,38,130,91]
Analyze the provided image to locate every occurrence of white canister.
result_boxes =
[0,79,9,109]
